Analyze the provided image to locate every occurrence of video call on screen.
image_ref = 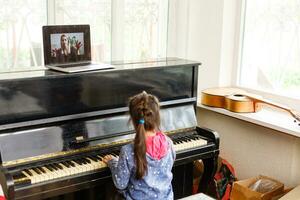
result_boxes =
[50,32,84,63]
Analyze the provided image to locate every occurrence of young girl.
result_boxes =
[103,91,176,200]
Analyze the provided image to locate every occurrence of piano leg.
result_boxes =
[198,155,218,194]
[105,180,124,200]
[172,163,193,199]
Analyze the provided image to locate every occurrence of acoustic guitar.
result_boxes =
[201,87,300,124]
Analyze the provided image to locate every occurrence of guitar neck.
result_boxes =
[245,93,300,122]
[247,94,291,113]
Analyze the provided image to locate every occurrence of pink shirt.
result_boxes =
[146,131,168,160]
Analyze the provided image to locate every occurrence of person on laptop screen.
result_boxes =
[51,33,83,63]
[43,25,113,73]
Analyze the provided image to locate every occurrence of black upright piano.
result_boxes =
[0,58,219,200]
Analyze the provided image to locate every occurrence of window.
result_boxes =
[0,0,47,72]
[122,0,168,61]
[240,0,300,99]
[0,0,168,72]
[54,0,111,62]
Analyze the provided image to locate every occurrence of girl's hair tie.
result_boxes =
[138,119,145,124]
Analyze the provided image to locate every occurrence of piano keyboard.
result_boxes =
[13,133,207,186]
[14,153,118,185]
[172,134,207,151]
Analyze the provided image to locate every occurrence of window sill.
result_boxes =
[197,103,300,138]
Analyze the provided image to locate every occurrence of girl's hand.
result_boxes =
[103,155,113,164]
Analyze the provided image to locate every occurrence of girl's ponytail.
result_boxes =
[134,120,147,179]
[129,91,160,179]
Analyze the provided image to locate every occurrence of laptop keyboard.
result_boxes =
[47,62,114,72]
[54,62,92,68]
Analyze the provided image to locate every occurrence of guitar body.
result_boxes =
[201,87,300,124]
[225,94,262,113]
[201,88,262,113]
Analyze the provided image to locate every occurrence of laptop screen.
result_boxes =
[43,25,91,65]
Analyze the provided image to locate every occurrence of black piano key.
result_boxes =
[60,163,68,169]
[82,158,91,164]
[13,173,31,185]
[83,158,91,163]
[78,158,86,164]
[172,138,181,143]
[96,154,104,160]
[32,167,41,175]
[46,165,55,172]
[14,173,27,179]
[88,156,99,162]
[45,165,53,172]
[111,153,118,157]
[65,162,73,168]
[186,135,194,140]
[94,155,103,161]
[183,136,192,141]
[24,169,33,176]
[173,137,181,143]
[112,150,119,155]
[38,166,46,173]
[62,161,71,168]
[97,154,105,161]
[187,135,197,140]
[50,164,59,170]
[193,135,203,140]
[73,159,83,165]
[95,155,103,160]
[54,163,63,170]
[176,141,183,145]
[67,161,76,167]
[95,156,102,161]
[36,167,43,174]
[181,138,187,142]
[77,158,84,164]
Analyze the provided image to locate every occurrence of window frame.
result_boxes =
[234,0,300,112]
[47,0,168,62]
[47,0,56,24]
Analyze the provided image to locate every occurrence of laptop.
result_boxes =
[42,24,114,73]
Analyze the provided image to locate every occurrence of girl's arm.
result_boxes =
[107,147,131,190]
[171,141,176,162]
[167,136,176,162]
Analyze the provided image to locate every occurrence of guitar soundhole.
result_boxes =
[233,94,244,97]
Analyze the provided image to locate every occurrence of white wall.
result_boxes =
[168,0,300,187]
[197,108,300,187]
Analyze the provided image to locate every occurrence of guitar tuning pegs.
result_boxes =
[293,120,300,126]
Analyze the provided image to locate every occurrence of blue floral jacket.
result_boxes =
[107,137,176,200]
